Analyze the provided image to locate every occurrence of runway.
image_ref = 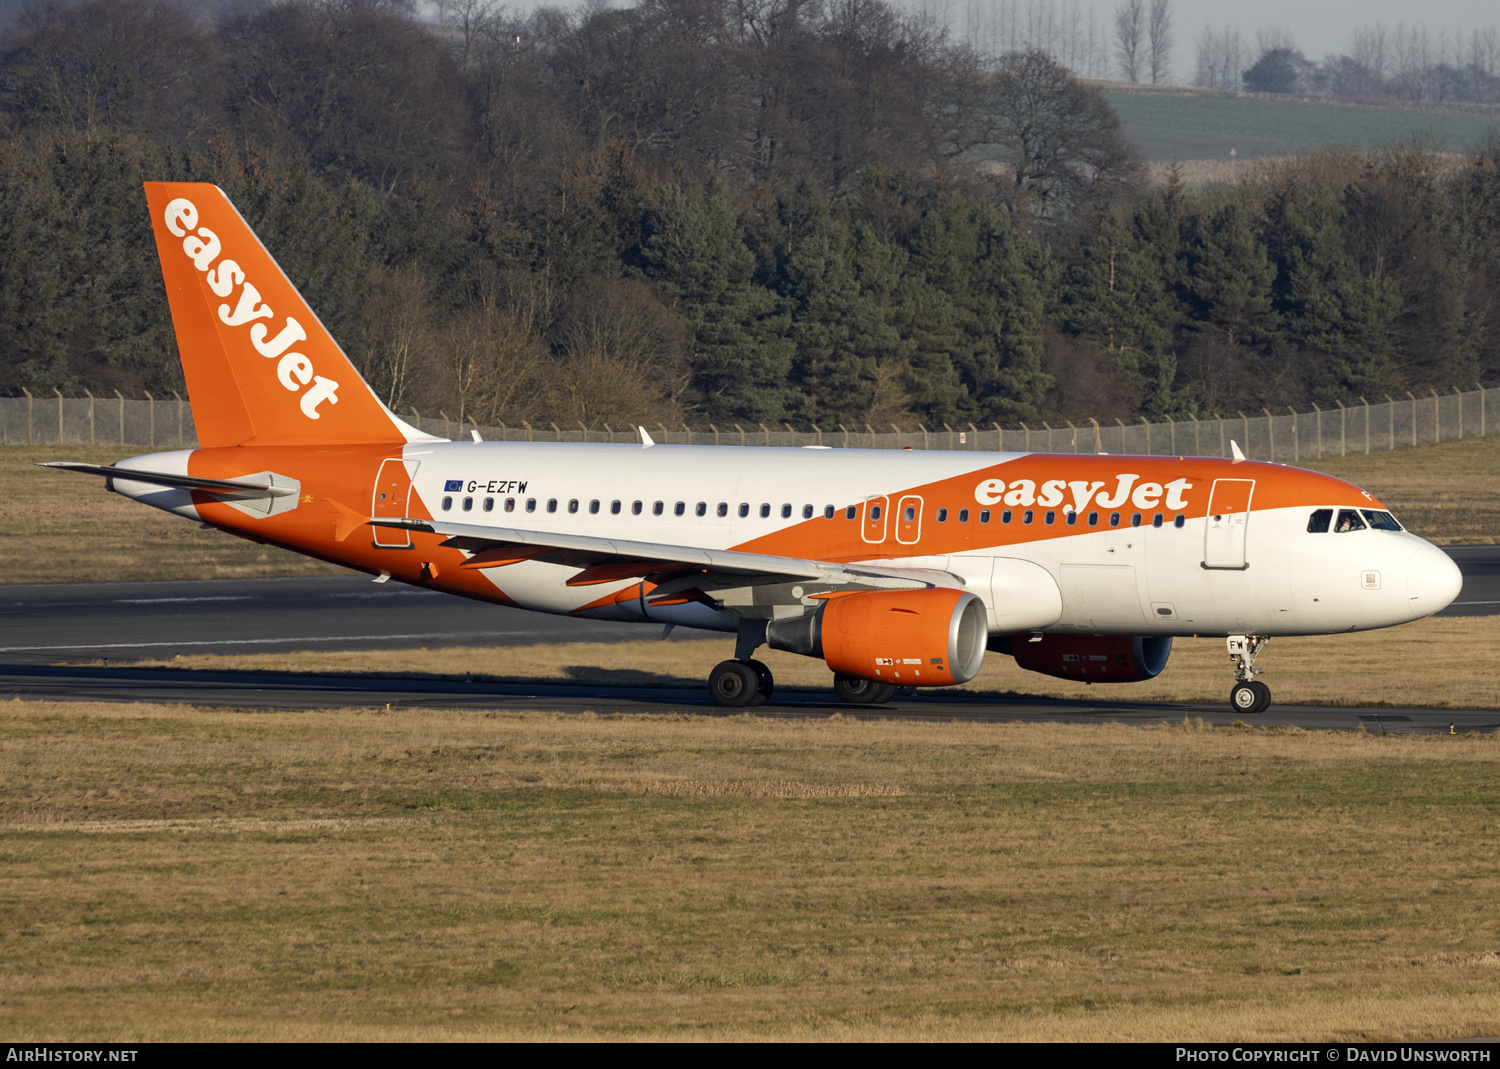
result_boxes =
[0,547,1494,732]
[0,661,1493,734]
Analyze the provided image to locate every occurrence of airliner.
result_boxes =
[45,183,1464,713]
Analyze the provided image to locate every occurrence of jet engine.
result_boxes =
[766,588,987,686]
[996,632,1172,683]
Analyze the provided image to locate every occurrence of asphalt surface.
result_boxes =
[0,662,1492,734]
[0,546,1494,730]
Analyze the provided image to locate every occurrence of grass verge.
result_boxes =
[121,614,1500,709]
[2,702,1498,1040]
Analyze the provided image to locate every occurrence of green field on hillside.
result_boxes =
[1102,88,1500,162]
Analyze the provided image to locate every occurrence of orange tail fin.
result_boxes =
[144,182,429,448]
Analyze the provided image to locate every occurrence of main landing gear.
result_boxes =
[1227,634,1271,714]
[708,659,774,708]
[833,674,897,706]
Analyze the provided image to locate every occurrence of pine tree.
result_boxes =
[637,183,792,423]
[1182,201,1276,347]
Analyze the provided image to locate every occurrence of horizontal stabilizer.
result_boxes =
[39,462,299,497]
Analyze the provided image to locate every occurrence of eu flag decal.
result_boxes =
[444,479,463,492]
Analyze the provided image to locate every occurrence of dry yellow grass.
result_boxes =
[125,613,1500,709]
[2,701,1499,1040]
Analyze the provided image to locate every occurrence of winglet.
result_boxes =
[1230,440,1246,462]
[638,426,655,447]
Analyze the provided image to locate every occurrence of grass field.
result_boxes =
[127,614,1500,710]
[1101,85,1500,163]
[2,702,1498,1041]
[4,435,1498,585]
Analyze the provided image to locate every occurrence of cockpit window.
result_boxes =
[1307,508,1332,533]
[1361,509,1402,531]
[1335,508,1367,533]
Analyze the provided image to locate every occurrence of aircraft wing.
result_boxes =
[370,516,962,591]
[39,462,299,497]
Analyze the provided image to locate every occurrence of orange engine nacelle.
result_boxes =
[999,633,1173,683]
[766,589,988,687]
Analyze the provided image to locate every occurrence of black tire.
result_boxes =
[746,659,774,707]
[1230,681,1260,714]
[1249,680,1272,713]
[709,660,759,708]
[833,674,887,705]
[872,683,899,704]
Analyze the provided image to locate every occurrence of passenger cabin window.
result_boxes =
[632,501,643,515]
[526,498,537,513]
[1044,510,1055,525]
[979,509,991,523]
[1130,512,1142,527]
[1362,509,1402,531]
[568,499,579,514]
[761,504,771,518]
[483,498,494,512]
[441,496,453,511]
[1065,511,1077,526]
[824,505,835,519]
[1151,513,1163,528]
[1307,508,1333,533]
[739,503,750,518]
[1109,512,1121,527]
[654,501,665,516]
[802,504,814,519]
[462,497,473,511]
[1335,509,1367,533]
[696,502,708,517]
[869,504,882,520]
[610,500,621,515]
[958,508,969,523]
[504,498,515,512]
[1002,509,1012,524]
[546,498,557,513]
[781,504,793,518]
[937,508,948,522]
[1022,510,1034,524]
[903,506,916,522]
[715,503,727,517]
[589,500,600,514]
[1174,514,1185,528]
[674,501,685,516]
[845,506,857,520]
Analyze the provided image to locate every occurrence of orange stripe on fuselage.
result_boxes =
[731,455,1383,562]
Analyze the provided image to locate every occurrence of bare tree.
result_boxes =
[1113,0,1143,83]
[1146,0,1171,84]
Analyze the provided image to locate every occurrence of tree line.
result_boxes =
[1,0,1499,430]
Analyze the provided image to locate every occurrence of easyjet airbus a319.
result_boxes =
[47,183,1463,713]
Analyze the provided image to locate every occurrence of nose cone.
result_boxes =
[1406,542,1463,619]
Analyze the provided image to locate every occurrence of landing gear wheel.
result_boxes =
[746,659,774,707]
[833,674,896,706]
[1231,681,1269,714]
[709,660,759,708]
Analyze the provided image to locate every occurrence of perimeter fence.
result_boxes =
[4,384,1494,463]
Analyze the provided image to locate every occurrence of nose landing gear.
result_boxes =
[1227,634,1271,713]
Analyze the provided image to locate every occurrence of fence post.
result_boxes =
[1262,409,1274,461]
[813,423,822,447]
[1089,418,1100,453]
[84,389,95,445]
[712,424,721,447]
[115,390,125,445]
[760,423,770,447]
[54,388,63,445]
[1217,415,1225,458]
[1454,386,1463,440]
[993,422,1004,452]
[1065,420,1076,453]
[1405,392,1418,447]
[1042,421,1052,452]
[174,391,185,446]
[1430,388,1441,443]
[1478,383,1487,438]
[1332,401,1344,456]
[1139,415,1150,455]
[1189,414,1199,456]
[22,388,32,444]
[1020,423,1029,450]
[1115,418,1125,454]
[144,391,155,446]
[1288,406,1299,463]
[968,422,979,450]
[1310,402,1320,459]
[942,421,954,450]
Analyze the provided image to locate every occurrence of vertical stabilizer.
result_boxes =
[144,182,429,447]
